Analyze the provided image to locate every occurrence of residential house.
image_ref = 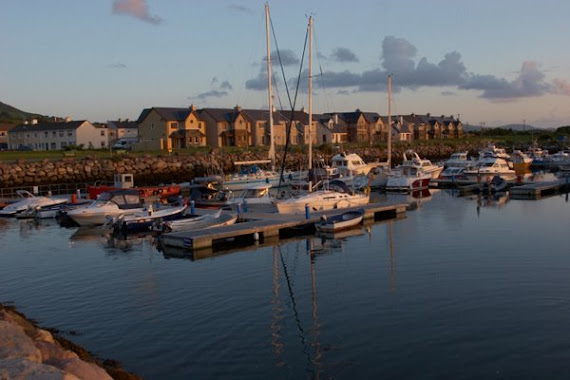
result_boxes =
[135,106,206,151]
[107,119,138,144]
[8,119,107,150]
[323,110,382,144]
[0,123,16,149]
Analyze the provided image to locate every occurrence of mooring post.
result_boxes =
[305,203,310,220]
[190,200,195,215]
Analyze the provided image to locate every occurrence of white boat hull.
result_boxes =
[275,191,369,214]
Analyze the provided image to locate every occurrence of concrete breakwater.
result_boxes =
[0,143,484,188]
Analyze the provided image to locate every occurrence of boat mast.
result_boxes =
[308,15,313,172]
[265,2,275,170]
[387,74,392,169]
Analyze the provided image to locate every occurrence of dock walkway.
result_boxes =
[509,178,569,199]
[160,201,407,250]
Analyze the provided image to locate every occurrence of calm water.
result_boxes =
[1,187,570,379]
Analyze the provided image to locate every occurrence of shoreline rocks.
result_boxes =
[0,303,141,380]
[0,142,487,188]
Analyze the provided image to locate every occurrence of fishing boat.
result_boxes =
[510,150,532,171]
[66,189,145,226]
[87,173,180,201]
[315,209,365,233]
[110,203,188,235]
[156,209,238,233]
[0,190,67,217]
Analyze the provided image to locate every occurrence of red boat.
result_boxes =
[86,174,181,200]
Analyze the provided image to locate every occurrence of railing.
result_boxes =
[0,182,96,200]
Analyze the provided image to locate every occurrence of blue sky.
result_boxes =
[2,0,570,128]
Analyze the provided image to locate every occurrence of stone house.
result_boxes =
[8,119,107,150]
[135,106,207,151]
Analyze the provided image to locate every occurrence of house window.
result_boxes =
[59,131,64,137]
[44,131,48,137]
[171,122,178,129]
[52,131,56,137]
[68,131,72,136]
[61,142,67,147]
[100,130,105,136]
[101,141,106,147]
[50,142,56,149]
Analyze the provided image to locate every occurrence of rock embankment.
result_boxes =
[0,304,140,380]
[0,142,485,188]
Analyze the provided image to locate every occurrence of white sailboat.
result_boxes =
[274,15,370,214]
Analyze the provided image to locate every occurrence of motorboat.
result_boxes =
[385,165,432,192]
[87,173,180,201]
[330,152,383,186]
[315,209,365,233]
[443,151,474,168]
[221,160,289,191]
[187,183,232,209]
[399,150,443,179]
[0,190,67,217]
[274,180,370,214]
[157,209,238,233]
[510,150,532,171]
[227,183,276,213]
[463,156,516,181]
[16,199,93,219]
[438,166,469,182]
[66,189,145,226]
[111,203,188,235]
[479,144,510,160]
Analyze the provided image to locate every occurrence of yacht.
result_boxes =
[228,183,277,213]
[463,156,516,181]
[397,150,443,179]
[386,164,432,191]
[274,180,369,214]
[66,189,144,226]
[443,151,474,168]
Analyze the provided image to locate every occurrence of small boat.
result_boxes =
[87,173,180,201]
[510,150,532,171]
[315,209,365,233]
[463,156,516,181]
[16,199,93,219]
[111,203,188,235]
[221,160,289,191]
[329,152,384,187]
[157,209,238,233]
[443,151,474,169]
[0,190,67,217]
[228,183,276,213]
[66,189,145,226]
[477,175,508,194]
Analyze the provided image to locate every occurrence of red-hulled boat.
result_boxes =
[87,173,181,200]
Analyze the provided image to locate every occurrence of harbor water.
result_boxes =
[1,187,569,379]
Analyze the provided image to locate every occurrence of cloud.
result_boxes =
[191,79,233,101]
[460,61,551,99]
[242,35,570,103]
[107,63,127,69]
[552,79,570,95]
[330,47,359,63]
[195,90,229,101]
[112,0,162,25]
[228,4,252,13]
[270,49,299,66]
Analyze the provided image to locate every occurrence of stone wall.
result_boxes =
[0,143,484,188]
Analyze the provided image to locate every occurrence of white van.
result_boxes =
[112,138,137,150]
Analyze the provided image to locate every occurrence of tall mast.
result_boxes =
[308,16,313,171]
[265,2,275,169]
[387,74,392,168]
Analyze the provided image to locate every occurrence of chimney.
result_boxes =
[189,104,196,111]
[65,117,71,122]
[118,117,122,123]
[400,116,403,124]
[427,113,431,118]
[334,114,338,124]
[234,105,242,112]
[53,116,58,122]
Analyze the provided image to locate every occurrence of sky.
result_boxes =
[2,0,570,128]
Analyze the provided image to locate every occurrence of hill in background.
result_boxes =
[462,123,546,132]
[0,101,51,124]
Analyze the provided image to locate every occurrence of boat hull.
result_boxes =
[275,191,369,214]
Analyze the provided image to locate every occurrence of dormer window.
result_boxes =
[171,122,178,129]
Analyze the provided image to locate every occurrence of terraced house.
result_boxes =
[7,119,108,150]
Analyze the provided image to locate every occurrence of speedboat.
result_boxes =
[386,165,432,191]
[274,180,369,214]
[330,152,383,186]
[111,203,188,235]
[315,209,365,233]
[0,190,67,217]
[157,209,238,233]
[66,189,144,226]
[399,150,443,179]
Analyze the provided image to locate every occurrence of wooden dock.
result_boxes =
[159,201,407,251]
[509,178,569,199]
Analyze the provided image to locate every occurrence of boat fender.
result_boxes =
[486,176,492,183]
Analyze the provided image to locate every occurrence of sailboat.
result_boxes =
[274,15,370,214]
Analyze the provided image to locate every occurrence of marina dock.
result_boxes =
[159,201,407,251]
[509,178,570,199]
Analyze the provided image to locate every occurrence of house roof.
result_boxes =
[109,120,138,129]
[137,107,194,124]
[170,129,205,138]
[10,120,88,133]
[0,123,17,132]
